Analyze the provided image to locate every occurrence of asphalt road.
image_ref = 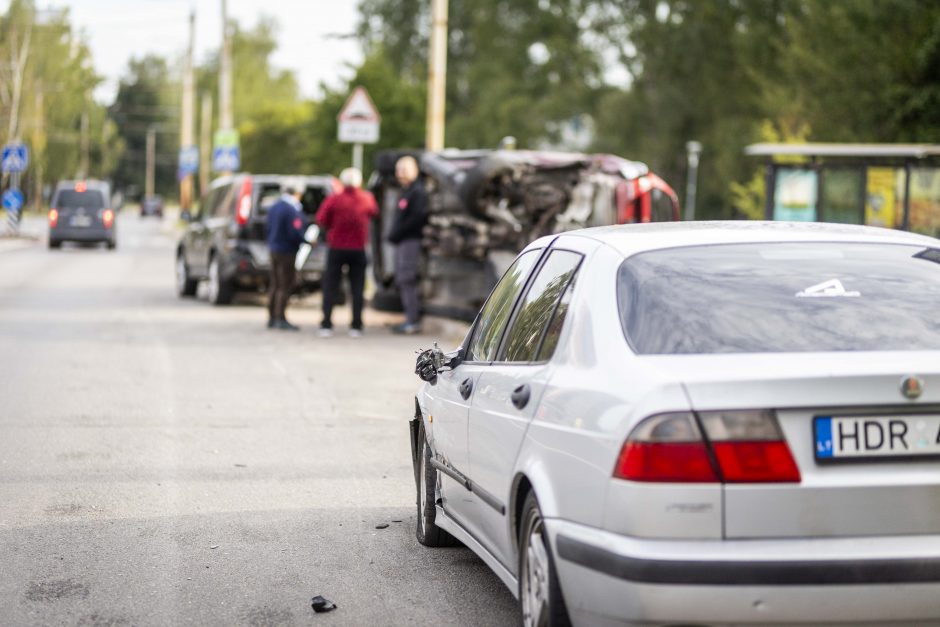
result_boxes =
[0,214,518,626]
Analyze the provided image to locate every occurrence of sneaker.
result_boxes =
[348,328,363,338]
[274,320,300,331]
[318,327,334,338]
[391,323,422,335]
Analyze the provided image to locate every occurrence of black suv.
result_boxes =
[175,174,337,304]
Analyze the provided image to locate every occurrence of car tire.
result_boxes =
[48,239,61,249]
[176,253,198,297]
[416,421,459,548]
[519,492,571,627]
[371,286,403,312]
[107,240,116,250]
[207,254,234,305]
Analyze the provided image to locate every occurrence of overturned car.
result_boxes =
[370,149,680,320]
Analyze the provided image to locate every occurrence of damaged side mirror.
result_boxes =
[415,342,463,384]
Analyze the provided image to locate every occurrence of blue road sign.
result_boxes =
[2,188,24,213]
[179,145,199,175]
[1,143,28,173]
[212,146,240,172]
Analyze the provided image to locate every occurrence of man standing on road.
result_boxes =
[387,155,428,335]
[315,167,378,338]
[266,177,307,331]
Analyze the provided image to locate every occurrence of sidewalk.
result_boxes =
[0,211,42,253]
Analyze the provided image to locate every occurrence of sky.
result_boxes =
[10,0,364,103]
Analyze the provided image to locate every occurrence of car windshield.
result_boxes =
[55,190,105,209]
[618,242,940,354]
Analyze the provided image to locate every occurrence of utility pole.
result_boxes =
[145,125,156,200]
[684,141,702,221]
[179,10,196,212]
[79,110,89,179]
[217,0,235,175]
[199,93,212,198]
[32,85,44,211]
[425,0,448,151]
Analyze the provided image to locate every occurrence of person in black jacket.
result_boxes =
[265,177,307,331]
[387,156,428,334]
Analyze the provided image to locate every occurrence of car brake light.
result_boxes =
[614,413,719,482]
[75,181,87,192]
[48,209,59,227]
[235,178,253,226]
[700,411,801,483]
[614,410,800,483]
[101,209,114,228]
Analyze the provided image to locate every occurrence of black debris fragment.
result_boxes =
[375,523,389,529]
[311,595,337,613]
[391,519,402,523]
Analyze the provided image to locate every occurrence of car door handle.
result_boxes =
[511,384,531,410]
[459,378,473,400]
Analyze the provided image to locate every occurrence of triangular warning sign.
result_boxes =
[338,87,381,122]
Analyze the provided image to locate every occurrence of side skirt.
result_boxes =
[435,504,519,599]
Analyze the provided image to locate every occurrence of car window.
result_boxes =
[54,190,105,210]
[537,270,577,361]
[466,250,541,362]
[499,250,582,363]
[618,242,940,354]
[213,184,233,218]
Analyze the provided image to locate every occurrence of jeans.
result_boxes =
[321,248,367,330]
[268,252,296,322]
[394,238,422,325]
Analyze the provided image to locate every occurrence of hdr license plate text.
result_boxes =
[815,415,940,460]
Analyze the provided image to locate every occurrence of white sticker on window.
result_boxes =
[796,279,861,298]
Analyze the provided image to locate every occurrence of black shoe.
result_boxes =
[274,320,300,331]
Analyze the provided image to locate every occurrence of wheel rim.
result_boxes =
[176,257,187,293]
[418,444,429,535]
[521,517,550,627]
[207,258,219,302]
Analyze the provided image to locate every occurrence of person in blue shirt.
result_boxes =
[266,177,307,330]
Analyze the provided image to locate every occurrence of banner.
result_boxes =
[774,168,817,222]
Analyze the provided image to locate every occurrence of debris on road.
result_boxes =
[375,523,389,529]
[310,595,337,613]
[210,545,219,549]
[391,519,402,523]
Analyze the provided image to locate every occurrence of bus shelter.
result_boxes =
[745,143,940,235]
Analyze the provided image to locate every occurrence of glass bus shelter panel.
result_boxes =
[820,168,864,225]
[773,167,817,222]
[864,167,899,228]
[908,167,940,236]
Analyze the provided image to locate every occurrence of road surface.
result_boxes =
[0,214,517,626]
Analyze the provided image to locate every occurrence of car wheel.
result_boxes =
[48,239,61,249]
[176,253,198,297]
[107,240,116,250]
[416,421,459,547]
[207,255,233,305]
[519,492,571,627]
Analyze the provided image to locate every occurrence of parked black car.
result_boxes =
[175,174,338,304]
[141,195,164,218]
[48,180,116,250]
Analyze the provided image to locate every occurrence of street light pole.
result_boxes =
[180,10,196,212]
[684,141,702,221]
[425,0,448,151]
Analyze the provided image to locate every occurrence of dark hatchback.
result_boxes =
[48,180,116,249]
[175,174,338,304]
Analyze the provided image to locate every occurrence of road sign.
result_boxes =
[338,87,381,144]
[212,146,240,172]
[1,143,28,173]
[178,145,199,175]
[2,188,24,213]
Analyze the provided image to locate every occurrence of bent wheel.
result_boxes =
[176,254,198,297]
[416,421,459,547]
[207,255,234,305]
[519,492,571,627]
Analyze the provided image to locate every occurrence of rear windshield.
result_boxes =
[255,184,327,219]
[54,190,105,209]
[617,242,940,354]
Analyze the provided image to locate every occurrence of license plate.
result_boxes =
[815,415,940,460]
[70,215,92,227]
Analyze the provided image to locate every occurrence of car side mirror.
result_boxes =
[415,342,463,385]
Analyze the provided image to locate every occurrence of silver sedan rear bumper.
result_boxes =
[546,518,940,626]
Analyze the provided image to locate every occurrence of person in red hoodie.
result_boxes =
[315,167,378,337]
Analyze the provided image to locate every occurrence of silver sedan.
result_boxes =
[410,221,940,626]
